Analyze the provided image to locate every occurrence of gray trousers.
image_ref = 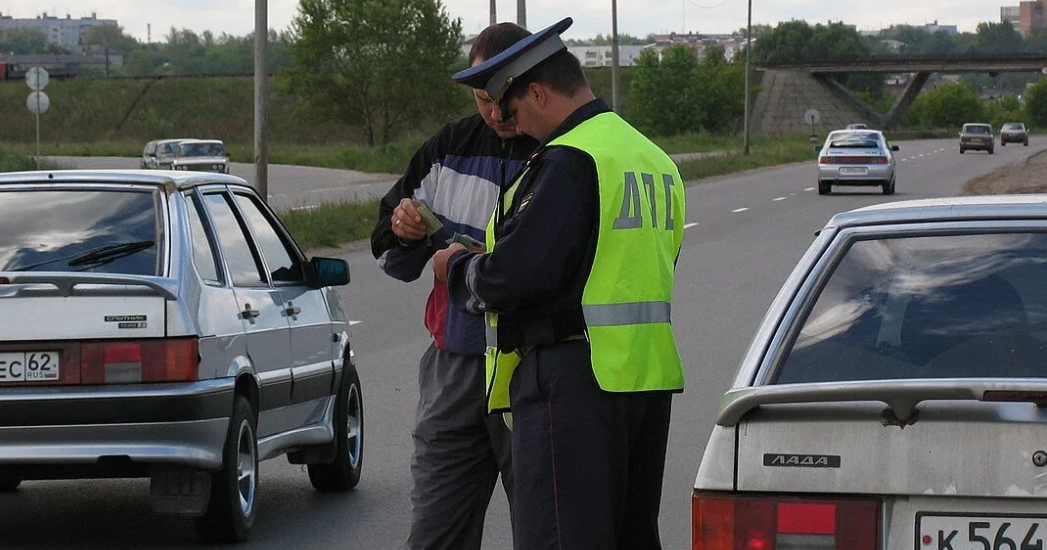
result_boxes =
[405,344,513,550]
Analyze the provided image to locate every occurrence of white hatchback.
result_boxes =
[694,196,1047,550]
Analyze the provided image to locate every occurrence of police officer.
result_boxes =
[433,17,687,550]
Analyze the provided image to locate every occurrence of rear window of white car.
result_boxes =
[773,233,1047,384]
[0,189,162,275]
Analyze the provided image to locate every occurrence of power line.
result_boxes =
[683,0,734,10]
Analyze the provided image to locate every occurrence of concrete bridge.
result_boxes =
[749,54,1047,135]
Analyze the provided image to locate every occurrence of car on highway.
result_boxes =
[0,170,363,543]
[141,138,189,170]
[171,139,230,174]
[815,129,899,195]
[959,123,995,154]
[692,195,1047,550]
[1000,122,1029,146]
[845,123,868,130]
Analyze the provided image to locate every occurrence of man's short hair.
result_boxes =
[469,23,532,65]
[504,50,588,101]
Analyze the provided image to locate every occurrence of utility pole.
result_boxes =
[611,0,620,112]
[743,0,752,155]
[517,0,526,29]
[254,0,270,200]
[490,0,496,25]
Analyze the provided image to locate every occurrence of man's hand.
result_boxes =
[433,242,468,283]
[393,198,428,242]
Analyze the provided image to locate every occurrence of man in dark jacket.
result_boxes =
[369,22,538,550]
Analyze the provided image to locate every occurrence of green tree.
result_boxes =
[753,20,869,65]
[284,0,463,145]
[81,24,140,55]
[695,49,744,133]
[628,46,702,136]
[907,83,985,128]
[974,21,1023,55]
[0,28,62,54]
[1024,78,1047,128]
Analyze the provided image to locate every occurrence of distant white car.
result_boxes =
[815,129,900,195]
[171,139,230,174]
[845,123,869,130]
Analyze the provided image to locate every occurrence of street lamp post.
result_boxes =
[743,0,752,155]
[490,0,496,25]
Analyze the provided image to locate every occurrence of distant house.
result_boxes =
[566,45,647,67]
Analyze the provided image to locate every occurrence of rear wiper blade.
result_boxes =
[716,379,1047,427]
[11,241,155,272]
[68,240,155,268]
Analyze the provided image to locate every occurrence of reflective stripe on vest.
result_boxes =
[582,301,671,326]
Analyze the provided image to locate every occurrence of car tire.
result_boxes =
[882,177,896,195]
[989,147,995,155]
[1025,140,1030,146]
[818,182,830,195]
[0,476,21,492]
[1001,140,1006,146]
[194,395,258,543]
[308,359,364,492]
[959,147,965,154]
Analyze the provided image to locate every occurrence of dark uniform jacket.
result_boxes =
[446,99,613,351]
[370,113,537,355]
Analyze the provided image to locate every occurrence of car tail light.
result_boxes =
[872,156,888,164]
[692,492,878,550]
[81,338,199,384]
[818,157,831,165]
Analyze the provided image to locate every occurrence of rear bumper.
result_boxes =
[817,166,892,184]
[961,140,993,150]
[1001,134,1028,143]
[0,379,234,473]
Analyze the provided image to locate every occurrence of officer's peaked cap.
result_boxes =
[453,17,573,104]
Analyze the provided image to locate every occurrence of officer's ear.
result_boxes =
[529,82,548,110]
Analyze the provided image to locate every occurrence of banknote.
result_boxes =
[416,203,443,236]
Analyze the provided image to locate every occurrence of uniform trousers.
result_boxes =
[509,339,673,550]
[405,344,514,550]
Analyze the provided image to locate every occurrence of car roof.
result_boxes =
[0,169,249,191]
[179,139,224,145]
[962,123,992,128]
[826,195,1047,229]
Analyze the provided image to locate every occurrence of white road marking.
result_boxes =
[732,207,749,213]
[349,320,363,326]
[805,187,815,192]
[683,222,699,229]
[773,197,787,201]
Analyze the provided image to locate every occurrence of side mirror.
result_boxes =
[891,145,900,151]
[309,257,350,288]
[813,145,823,152]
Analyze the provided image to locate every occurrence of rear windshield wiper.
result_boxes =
[716,379,1047,426]
[10,240,156,272]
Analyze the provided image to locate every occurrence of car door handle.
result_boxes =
[284,303,302,316]
[241,304,261,319]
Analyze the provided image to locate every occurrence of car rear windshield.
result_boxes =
[1004,123,1024,130]
[964,125,991,134]
[829,138,880,149]
[774,232,1047,384]
[0,189,163,275]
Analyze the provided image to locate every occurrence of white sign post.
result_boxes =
[26,67,50,158]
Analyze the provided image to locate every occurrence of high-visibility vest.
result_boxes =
[482,111,686,412]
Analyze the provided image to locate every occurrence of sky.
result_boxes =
[4,0,1011,43]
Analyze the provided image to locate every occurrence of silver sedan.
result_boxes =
[816,130,899,195]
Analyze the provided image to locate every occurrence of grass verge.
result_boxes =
[676,137,817,181]
[278,201,380,251]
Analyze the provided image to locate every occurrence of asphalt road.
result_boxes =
[5,139,1044,549]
